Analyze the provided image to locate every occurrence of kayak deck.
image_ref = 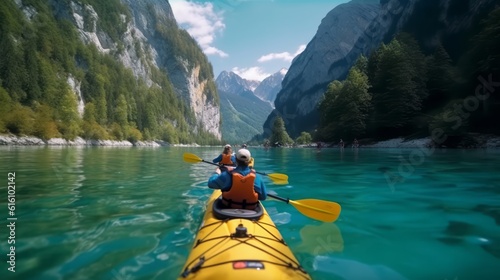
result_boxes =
[179,190,311,280]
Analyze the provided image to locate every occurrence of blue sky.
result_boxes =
[170,0,350,81]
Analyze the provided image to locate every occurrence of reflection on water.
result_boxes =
[0,147,499,279]
[296,223,344,255]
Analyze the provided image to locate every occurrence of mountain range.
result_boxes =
[215,70,284,143]
[1,0,498,144]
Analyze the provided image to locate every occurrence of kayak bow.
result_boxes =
[179,190,311,280]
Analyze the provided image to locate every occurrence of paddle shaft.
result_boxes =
[267,193,289,203]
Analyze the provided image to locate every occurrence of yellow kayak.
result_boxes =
[179,189,311,280]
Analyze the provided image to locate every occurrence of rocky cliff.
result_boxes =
[40,0,221,139]
[264,0,498,138]
[263,0,381,137]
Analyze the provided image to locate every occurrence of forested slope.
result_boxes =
[0,0,220,144]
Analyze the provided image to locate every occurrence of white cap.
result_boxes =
[236,149,251,163]
[224,144,231,149]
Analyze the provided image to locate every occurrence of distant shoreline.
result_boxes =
[0,134,172,147]
[1,134,499,149]
[309,134,500,149]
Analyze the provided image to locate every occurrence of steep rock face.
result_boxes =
[48,0,221,139]
[216,71,255,95]
[253,68,286,107]
[121,0,221,138]
[264,0,498,138]
[264,0,381,137]
[185,65,220,137]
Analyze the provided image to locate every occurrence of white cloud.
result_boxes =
[170,0,228,57]
[257,44,306,63]
[231,66,271,82]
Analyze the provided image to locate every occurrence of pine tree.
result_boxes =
[425,44,456,111]
[0,86,12,132]
[317,66,371,141]
[24,32,42,101]
[115,94,128,127]
[369,38,427,138]
[318,80,343,140]
[58,91,81,139]
[0,35,26,102]
[295,131,312,145]
[269,116,293,146]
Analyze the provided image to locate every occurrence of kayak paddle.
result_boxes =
[183,153,289,184]
[267,193,341,223]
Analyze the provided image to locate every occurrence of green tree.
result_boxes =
[295,131,312,145]
[126,125,143,143]
[0,35,26,102]
[354,55,368,74]
[83,102,98,123]
[82,69,108,125]
[57,91,81,139]
[429,99,470,147]
[110,122,124,140]
[318,80,343,140]
[424,44,457,112]
[82,102,109,139]
[339,68,371,139]
[160,122,178,143]
[4,104,35,135]
[318,61,371,141]
[369,37,427,138]
[23,28,42,101]
[269,116,293,146]
[33,103,60,140]
[115,94,128,126]
[0,86,13,132]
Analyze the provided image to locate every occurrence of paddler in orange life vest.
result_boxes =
[212,144,236,170]
[208,148,267,209]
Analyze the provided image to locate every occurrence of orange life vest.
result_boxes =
[222,170,259,209]
[220,153,233,165]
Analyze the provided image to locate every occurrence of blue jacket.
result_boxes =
[212,153,236,165]
[208,166,267,200]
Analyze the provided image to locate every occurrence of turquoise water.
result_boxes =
[0,146,499,280]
